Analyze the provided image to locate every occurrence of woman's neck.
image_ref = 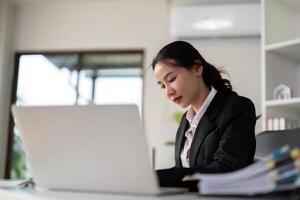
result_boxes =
[191,84,211,113]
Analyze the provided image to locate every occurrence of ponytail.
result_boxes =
[202,61,235,94]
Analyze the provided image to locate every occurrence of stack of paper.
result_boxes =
[192,145,300,196]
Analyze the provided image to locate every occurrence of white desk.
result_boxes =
[0,189,292,200]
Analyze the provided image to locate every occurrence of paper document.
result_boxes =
[189,145,300,196]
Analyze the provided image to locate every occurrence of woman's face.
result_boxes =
[154,61,203,109]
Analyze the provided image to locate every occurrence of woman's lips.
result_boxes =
[174,96,182,104]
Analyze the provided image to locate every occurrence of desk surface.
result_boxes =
[0,189,295,200]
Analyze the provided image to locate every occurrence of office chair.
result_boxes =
[255,128,300,160]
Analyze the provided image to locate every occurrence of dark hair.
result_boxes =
[152,41,235,94]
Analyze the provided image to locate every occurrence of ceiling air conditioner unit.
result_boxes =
[171,3,260,39]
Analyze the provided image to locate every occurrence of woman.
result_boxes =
[153,41,256,188]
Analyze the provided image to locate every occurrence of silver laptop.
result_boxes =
[11,104,185,195]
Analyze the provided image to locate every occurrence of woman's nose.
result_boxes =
[165,86,175,99]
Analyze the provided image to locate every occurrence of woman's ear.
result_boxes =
[193,64,203,77]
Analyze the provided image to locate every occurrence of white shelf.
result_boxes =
[262,0,300,130]
[265,38,300,62]
[266,97,300,109]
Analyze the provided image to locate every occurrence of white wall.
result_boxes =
[13,0,169,51]
[0,0,15,178]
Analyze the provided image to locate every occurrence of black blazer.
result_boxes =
[157,91,256,188]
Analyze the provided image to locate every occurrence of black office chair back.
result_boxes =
[255,128,300,159]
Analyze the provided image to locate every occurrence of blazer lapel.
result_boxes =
[175,117,189,167]
[188,91,227,167]
[189,116,216,167]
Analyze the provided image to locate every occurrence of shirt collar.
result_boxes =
[186,86,217,125]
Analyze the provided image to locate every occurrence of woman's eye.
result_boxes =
[169,77,176,82]
[161,85,165,89]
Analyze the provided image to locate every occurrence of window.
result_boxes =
[6,51,143,179]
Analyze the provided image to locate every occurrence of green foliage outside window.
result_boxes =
[10,133,27,180]
[165,111,184,146]
[173,111,184,124]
